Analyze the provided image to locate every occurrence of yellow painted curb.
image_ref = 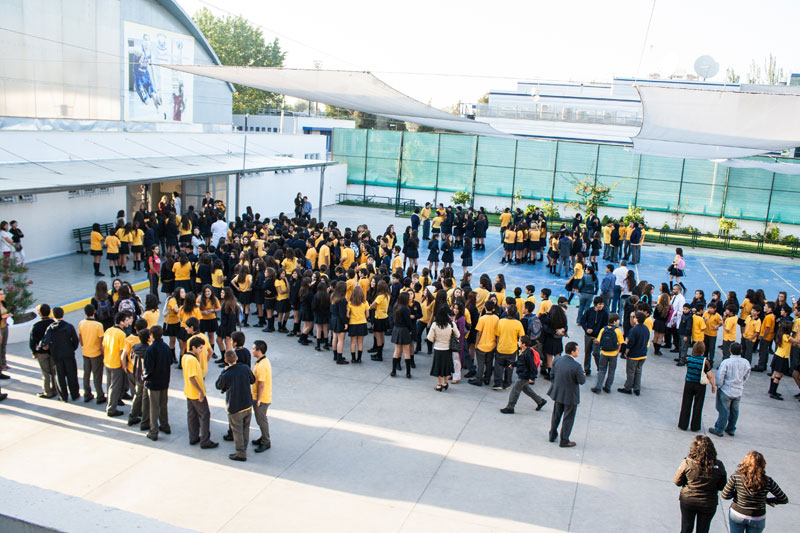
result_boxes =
[61,280,150,314]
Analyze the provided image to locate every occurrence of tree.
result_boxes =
[725,67,740,84]
[478,92,489,104]
[568,175,613,215]
[1,255,34,321]
[745,54,786,85]
[193,8,287,114]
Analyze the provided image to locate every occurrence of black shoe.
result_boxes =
[255,444,270,453]
[468,379,482,386]
[676,362,685,367]
[673,357,681,362]
[83,394,94,402]
[336,358,349,365]
[223,432,234,441]
[0,393,7,401]
[229,454,247,462]
[140,425,150,431]
[189,438,200,446]
[127,417,141,426]
[591,387,601,394]
[147,433,158,441]
[96,395,106,404]
[500,407,514,414]
[584,370,591,376]
[669,348,680,353]
[160,426,171,434]
[708,428,723,437]
[107,410,124,417]
[603,387,611,393]
[95,272,104,277]
[262,327,275,333]
[464,370,476,378]
[769,393,783,400]
[0,373,10,380]
[536,399,547,411]
[633,390,640,396]
[617,388,632,394]
[724,430,735,437]
[37,392,55,398]
[201,441,219,449]
[122,392,132,400]
[752,366,765,372]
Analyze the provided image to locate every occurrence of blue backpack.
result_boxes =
[96,298,113,322]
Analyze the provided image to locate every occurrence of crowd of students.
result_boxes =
[0,197,795,525]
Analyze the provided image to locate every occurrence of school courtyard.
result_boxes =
[1,205,798,532]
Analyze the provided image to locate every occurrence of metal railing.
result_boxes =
[656,228,800,258]
[476,104,642,127]
[336,193,417,215]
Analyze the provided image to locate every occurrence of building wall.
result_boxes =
[3,187,127,262]
[0,0,231,127]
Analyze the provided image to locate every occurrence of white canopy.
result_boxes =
[164,65,511,137]
[633,86,800,159]
[716,157,800,175]
[0,131,333,195]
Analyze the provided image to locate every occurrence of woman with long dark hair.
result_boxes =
[197,285,220,353]
[369,280,390,361]
[390,291,414,378]
[347,285,369,363]
[427,306,457,391]
[312,281,330,351]
[217,287,239,354]
[673,435,727,533]
[722,451,788,532]
[678,342,716,431]
[329,281,349,365]
[297,277,314,346]
[541,300,568,379]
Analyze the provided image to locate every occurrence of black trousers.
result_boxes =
[678,381,706,431]
[549,401,577,444]
[679,502,715,533]
[53,356,80,400]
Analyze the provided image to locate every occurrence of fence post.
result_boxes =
[395,131,405,215]
[593,143,600,187]
[362,130,369,201]
[720,166,730,218]
[470,136,479,209]
[633,154,642,206]
[510,139,519,210]
[550,140,559,202]
[676,158,686,212]
[433,133,441,206]
[764,172,776,234]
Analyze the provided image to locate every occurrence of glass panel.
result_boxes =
[680,183,724,217]
[437,162,474,192]
[365,157,399,187]
[596,145,639,208]
[768,191,800,225]
[727,167,772,189]
[474,165,515,197]
[402,132,439,162]
[636,179,680,211]
[477,137,516,168]
[366,130,402,159]
[516,139,557,170]
[638,154,683,183]
[771,172,795,192]
[332,128,366,157]
[515,168,554,200]
[724,187,771,220]
[401,160,437,190]
[439,134,476,164]
[337,155,365,185]
[682,159,720,184]
[555,141,598,176]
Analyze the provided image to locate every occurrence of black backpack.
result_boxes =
[599,326,619,352]
[96,298,113,322]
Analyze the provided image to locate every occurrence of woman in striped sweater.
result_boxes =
[721,451,788,532]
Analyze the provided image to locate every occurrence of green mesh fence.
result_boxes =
[332,128,800,225]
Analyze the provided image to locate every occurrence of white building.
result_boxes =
[0,0,346,262]
[233,112,355,156]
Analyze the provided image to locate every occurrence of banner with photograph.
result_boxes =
[124,21,194,123]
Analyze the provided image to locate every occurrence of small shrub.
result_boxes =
[451,191,472,206]
[0,255,34,321]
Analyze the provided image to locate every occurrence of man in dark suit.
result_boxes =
[547,341,586,448]
[40,307,80,402]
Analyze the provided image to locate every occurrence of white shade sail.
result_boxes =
[633,86,800,159]
[163,65,511,137]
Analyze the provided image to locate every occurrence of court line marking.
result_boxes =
[470,243,504,272]
[700,261,725,294]
[771,268,800,294]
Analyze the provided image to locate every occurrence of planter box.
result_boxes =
[6,319,33,345]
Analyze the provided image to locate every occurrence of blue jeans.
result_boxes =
[577,293,593,324]
[611,286,622,314]
[602,243,611,259]
[714,390,740,435]
[557,256,570,277]
[623,240,631,259]
[610,245,619,263]
[729,510,766,532]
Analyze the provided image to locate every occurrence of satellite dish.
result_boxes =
[694,55,719,80]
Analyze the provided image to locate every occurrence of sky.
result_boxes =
[176,0,800,108]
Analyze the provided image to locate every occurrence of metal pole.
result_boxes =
[510,139,519,210]
[764,172,776,233]
[318,165,325,221]
[237,114,248,218]
[433,133,441,205]
[633,154,642,206]
[395,131,405,213]
[593,143,600,187]
[676,158,686,212]
[363,130,369,201]
[470,136,479,209]
[719,166,731,218]
[550,140,559,201]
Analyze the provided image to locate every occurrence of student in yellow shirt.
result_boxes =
[90,223,105,276]
[737,290,754,336]
[172,254,193,292]
[499,208,512,238]
[116,223,133,273]
[183,336,217,448]
[104,230,121,277]
[347,285,369,363]
[232,265,253,327]
[369,281,391,361]
[142,294,161,329]
[78,304,105,402]
[592,313,625,393]
[164,287,185,360]
[702,303,723,366]
[318,240,331,270]
[501,222,517,264]
[720,305,738,361]
[103,311,132,417]
[537,288,553,316]
[177,294,202,358]
[184,317,213,378]
[431,214,443,236]
[251,339,272,452]
[274,270,290,333]
[742,306,762,364]
[197,286,220,349]
[769,322,800,399]
[754,301,775,372]
[421,202,432,240]
[602,222,613,261]
[493,306,525,389]
[131,222,145,272]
